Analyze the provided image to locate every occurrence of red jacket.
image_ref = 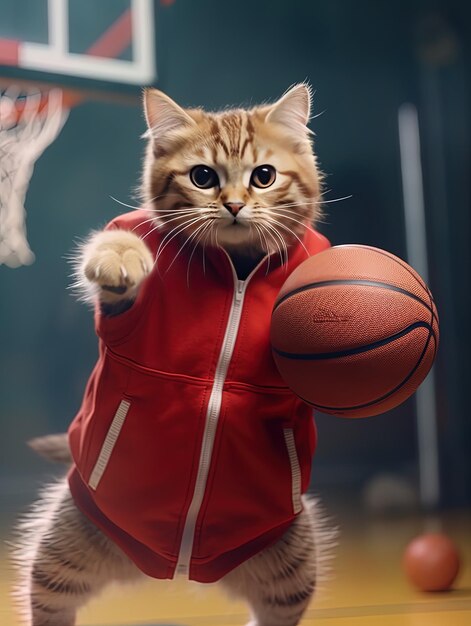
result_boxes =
[68,210,330,583]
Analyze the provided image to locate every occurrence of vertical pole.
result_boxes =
[398,103,440,510]
[48,0,69,56]
[132,0,156,82]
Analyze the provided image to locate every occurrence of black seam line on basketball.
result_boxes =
[427,286,438,363]
[273,279,435,318]
[273,321,434,360]
[300,326,436,412]
[426,283,439,361]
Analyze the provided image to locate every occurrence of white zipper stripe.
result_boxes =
[175,278,246,575]
[283,428,303,514]
[89,399,131,490]
[175,254,269,577]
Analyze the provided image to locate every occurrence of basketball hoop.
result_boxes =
[0,87,68,268]
[0,0,156,268]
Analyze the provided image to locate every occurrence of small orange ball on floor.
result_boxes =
[403,533,461,591]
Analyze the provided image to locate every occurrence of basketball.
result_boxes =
[271,245,439,417]
[403,533,461,592]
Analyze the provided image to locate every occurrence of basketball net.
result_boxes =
[0,87,68,268]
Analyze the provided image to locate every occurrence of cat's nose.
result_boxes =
[223,202,245,216]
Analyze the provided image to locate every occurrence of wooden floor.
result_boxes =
[1,509,470,626]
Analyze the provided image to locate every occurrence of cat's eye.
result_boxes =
[190,165,219,189]
[250,165,276,189]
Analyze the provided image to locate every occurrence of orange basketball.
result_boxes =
[403,533,460,591]
[270,245,439,417]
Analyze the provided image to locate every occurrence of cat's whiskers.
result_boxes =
[147,207,215,240]
[155,209,209,228]
[110,192,182,212]
[267,211,314,248]
[269,222,289,269]
[320,194,353,204]
[153,208,203,214]
[155,215,209,268]
[252,223,272,275]
[270,204,331,227]
[139,221,163,242]
[266,223,287,269]
[263,195,352,212]
[133,199,218,235]
[147,214,197,261]
[255,220,287,269]
[153,203,220,271]
[134,207,204,231]
[110,195,199,233]
[268,210,311,231]
[268,206,310,217]
[248,223,258,249]
[267,216,310,258]
[186,221,214,286]
[256,205,311,229]
[202,227,211,276]
[130,210,199,234]
[166,217,215,274]
[252,204,277,259]
[214,221,222,251]
[254,207,301,266]
[139,209,202,243]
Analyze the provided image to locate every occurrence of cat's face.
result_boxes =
[142,85,322,258]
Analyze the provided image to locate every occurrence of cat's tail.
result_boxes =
[28,433,72,464]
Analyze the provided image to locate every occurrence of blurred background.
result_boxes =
[0,0,470,579]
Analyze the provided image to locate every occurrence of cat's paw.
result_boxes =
[82,230,154,301]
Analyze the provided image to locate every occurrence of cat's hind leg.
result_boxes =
[220,499,336,626]
[12,477,143,626]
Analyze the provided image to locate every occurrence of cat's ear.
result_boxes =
[265,83,312,137]
[143,88,196,142]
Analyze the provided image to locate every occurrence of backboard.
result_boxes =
[0,0,156,94]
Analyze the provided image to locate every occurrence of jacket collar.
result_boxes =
[204,226,321,287]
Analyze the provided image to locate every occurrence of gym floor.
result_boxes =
[1,505,470,626]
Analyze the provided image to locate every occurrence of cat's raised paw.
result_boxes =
[83,230,154,300]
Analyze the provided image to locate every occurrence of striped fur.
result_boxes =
[12,86,335,626]
[77,84,323,304]
[12,475,335,626]
[221,498,337,626]
[141,83,322,267]
[11,478,142,626]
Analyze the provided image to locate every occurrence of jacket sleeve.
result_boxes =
[92,213,154,346]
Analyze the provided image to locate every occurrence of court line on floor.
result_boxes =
[306,598,471,620]
[88,597,471,626]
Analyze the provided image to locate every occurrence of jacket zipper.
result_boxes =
[175,256,265,577]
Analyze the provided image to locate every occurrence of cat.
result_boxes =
[12,84,336,626]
